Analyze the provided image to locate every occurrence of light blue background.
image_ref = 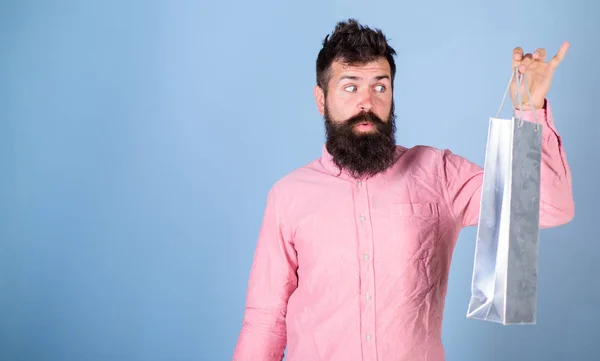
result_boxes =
[1,1,598,360]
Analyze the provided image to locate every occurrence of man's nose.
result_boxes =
[358,91,373,112]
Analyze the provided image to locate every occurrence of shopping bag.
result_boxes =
[466,67,543,325]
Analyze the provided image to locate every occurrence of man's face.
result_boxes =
[314,58,397,179]
[318,57,394,131]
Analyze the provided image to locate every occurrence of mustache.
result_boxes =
[344,111,386,127]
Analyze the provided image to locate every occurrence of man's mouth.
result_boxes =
[355,121,374,130]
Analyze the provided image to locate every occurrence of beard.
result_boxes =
[324,102,397,179]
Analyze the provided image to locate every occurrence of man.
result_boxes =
[232,19,574,361]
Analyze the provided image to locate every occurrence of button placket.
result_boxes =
[355,179,377,358]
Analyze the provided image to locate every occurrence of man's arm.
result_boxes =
[232,185,298,361]
[442,99,575,228]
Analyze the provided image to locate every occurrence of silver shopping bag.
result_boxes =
[466,68,543,325]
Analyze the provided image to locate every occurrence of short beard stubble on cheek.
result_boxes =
[324,101,397,179]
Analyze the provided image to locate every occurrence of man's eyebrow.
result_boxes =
[337,75,361,83]
[337,74,391,83]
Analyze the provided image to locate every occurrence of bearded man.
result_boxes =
[232,18,574,361]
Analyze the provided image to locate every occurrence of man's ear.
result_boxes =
[314,85,325,116]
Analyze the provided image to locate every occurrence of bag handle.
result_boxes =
[495,67,540,131]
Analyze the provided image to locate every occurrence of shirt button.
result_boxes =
[365,333,372,341]
[366,292,371,300]
[363,253,369,260]
[360,215,366,222]
[357,181,362,187]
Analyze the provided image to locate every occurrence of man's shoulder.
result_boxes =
[396,144,449,162]
[270,157,327,192]
[398,144,444,154]
[397,144,474,163]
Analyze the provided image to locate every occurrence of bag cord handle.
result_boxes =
[495,67,540,131]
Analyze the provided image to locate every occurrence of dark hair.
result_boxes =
[316,19,397,93]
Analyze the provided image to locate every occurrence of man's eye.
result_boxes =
[344,85,357,92]
[375,85,386,92]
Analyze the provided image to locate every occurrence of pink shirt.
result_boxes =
[232,101,574,361]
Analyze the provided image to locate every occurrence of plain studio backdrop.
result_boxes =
[1,1,598,360]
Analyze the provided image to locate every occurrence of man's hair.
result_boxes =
[316,19,397,93]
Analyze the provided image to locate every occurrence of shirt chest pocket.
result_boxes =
[388,202,440,262]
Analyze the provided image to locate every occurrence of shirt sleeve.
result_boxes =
[232,185,298,361]
[442,99,575,229]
